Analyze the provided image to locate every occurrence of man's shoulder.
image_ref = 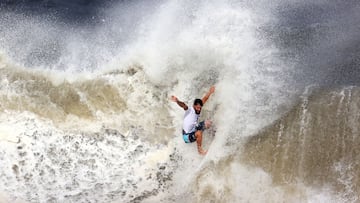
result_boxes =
[184,106,194,115]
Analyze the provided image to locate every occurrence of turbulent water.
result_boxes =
[0,0,360,202]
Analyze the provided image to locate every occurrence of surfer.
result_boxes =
[171,86,215,155]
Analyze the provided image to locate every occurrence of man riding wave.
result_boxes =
[171,86,215,155]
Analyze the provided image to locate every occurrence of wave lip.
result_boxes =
[241,86,360,202]
[0,66,126,122]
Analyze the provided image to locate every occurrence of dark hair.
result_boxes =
[193,98,203,106]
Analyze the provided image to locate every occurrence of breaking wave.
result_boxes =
[1,0,360,202]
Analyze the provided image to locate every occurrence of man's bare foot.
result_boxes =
[198,148,207,155]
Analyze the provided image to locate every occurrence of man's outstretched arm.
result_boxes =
[171,96,188,110]
[202,86,215,105]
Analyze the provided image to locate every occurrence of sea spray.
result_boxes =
[1,0,359,202]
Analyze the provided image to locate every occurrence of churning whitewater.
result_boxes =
[1,0,360,202]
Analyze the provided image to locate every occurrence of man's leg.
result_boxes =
[195,130,206,155]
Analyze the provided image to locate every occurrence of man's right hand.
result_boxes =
[171,96,188,110]
[209,86,215,94]
[170,95,178,102]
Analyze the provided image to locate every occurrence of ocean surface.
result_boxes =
[0,0,360,202]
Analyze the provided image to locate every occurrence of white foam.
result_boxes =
[0,111,176,202]
[0,0,319,202]
[0,125,20,143]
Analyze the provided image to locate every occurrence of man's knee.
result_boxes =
[195,130,202,138]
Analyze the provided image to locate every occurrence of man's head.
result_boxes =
[193,99,203,114]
